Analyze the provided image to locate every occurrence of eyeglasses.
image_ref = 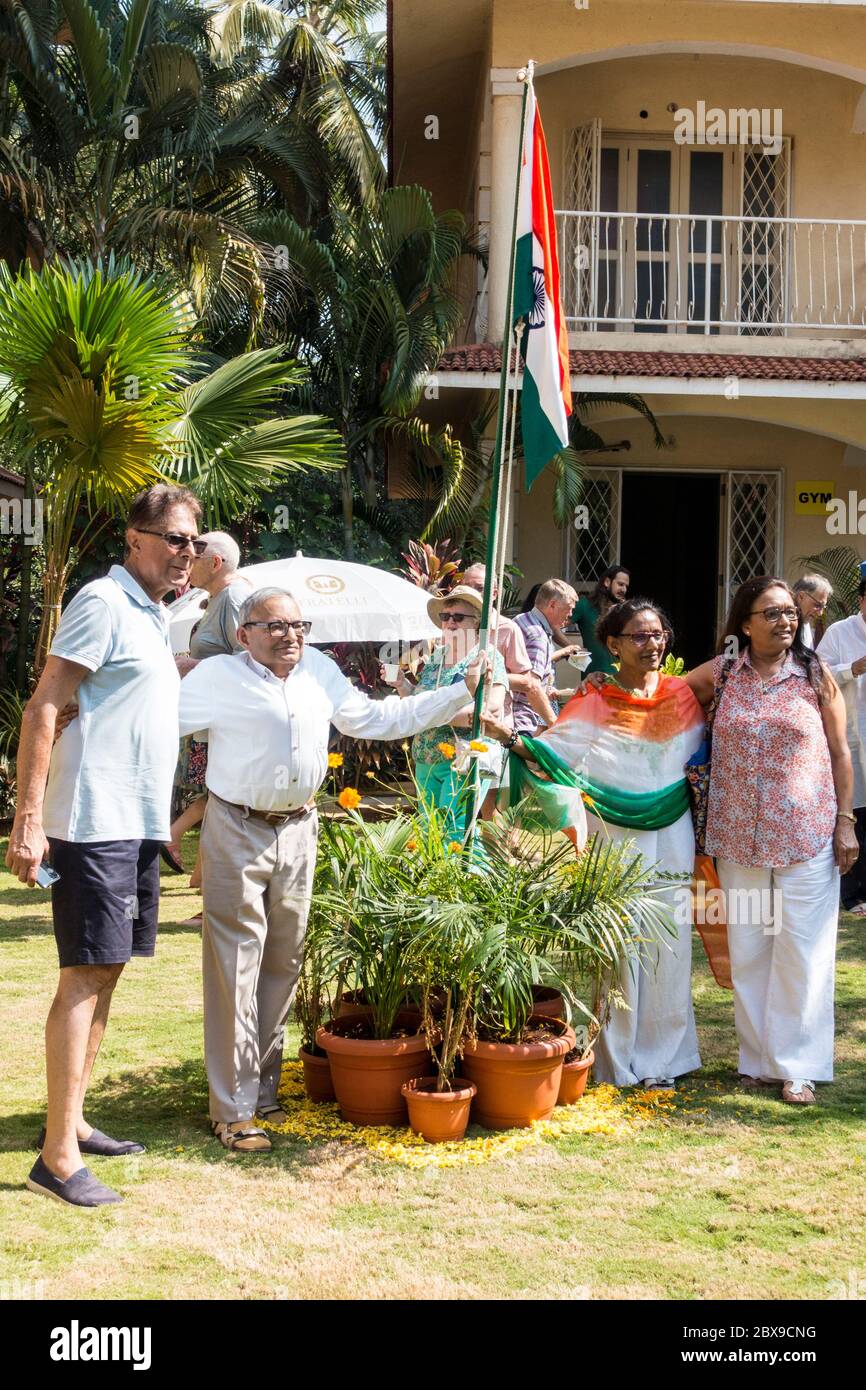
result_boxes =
[440,612,476,625]
[241,619,312,637]
[134,528,207,556]
[620,630,666,648]
[750,606,799,623]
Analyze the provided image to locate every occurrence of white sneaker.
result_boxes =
[641,1076,675,1091]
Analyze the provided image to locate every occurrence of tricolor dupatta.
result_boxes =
[513,79,572,488]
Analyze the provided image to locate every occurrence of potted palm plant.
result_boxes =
[396,856,489,1143]
[460,826,678,1129]
[314,816,433,1125]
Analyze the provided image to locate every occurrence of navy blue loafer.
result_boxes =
[35,1126,146,1156]
[26,1156,122,1207]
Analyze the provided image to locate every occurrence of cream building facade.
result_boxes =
[390,0,866,664]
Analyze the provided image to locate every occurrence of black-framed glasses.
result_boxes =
[134,528,207,556]
[750,606,798,622]
[440,612,476,625]
[620,630,666,648]
[241,619,312,637]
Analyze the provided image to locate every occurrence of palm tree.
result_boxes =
[0,1,385,331]
[260,185,474,556]
[213,0,386,207]
[0,256,343,669]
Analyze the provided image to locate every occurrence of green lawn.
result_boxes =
[1,834,865,1301]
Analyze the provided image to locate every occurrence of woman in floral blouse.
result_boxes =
[387,585,508,843]
[686,577,857,1105]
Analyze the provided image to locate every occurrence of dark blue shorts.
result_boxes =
[47,839,161,968]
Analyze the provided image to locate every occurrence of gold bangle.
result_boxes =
[836,811,856,823]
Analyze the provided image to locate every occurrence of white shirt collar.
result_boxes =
[241,648,292,684]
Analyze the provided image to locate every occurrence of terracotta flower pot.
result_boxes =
[557,1049,595,1105]
[317,1015,434,1126]
[299,1046,336,1103]
[401,1077,477,1143]
[531,986,565,1020]
[462,1017,573,1130]
[334,990,372,1021]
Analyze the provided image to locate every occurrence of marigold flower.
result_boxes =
[581,792,596,809]
[447,841,462,853]
[327,752,344,768]
[437,741,456,760]
[338,787,362,810]
[469,739,488,753]
[406,839,418,852]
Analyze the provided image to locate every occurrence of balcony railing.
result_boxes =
[556,209,866,336]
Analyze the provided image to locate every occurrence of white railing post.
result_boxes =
[704,216,713,334]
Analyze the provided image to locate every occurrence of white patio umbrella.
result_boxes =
[168,552,440,653]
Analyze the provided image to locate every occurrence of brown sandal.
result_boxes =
[211,1121,272,1152]
[255,1105,288,1127]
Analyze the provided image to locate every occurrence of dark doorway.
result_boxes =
[620,472,720,670]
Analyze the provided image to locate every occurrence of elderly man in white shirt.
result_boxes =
[178,586,489,1152]
[817,575,866,913]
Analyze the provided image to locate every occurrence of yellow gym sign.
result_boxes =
[795,482,835,515]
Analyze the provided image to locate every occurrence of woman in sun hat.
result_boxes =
[389,585,508,844]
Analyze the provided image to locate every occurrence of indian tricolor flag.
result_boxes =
[513,83,572,487]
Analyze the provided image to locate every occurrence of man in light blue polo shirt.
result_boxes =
[6,484,203,1209]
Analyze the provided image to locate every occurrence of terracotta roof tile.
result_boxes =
[437,344,866,382]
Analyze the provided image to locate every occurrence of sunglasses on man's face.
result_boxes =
[134,528,207,556]
[241,619,312,638]
[440,611,476,625]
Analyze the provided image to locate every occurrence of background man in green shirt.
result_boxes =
[570,565,631,675]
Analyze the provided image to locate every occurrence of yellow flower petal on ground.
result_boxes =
[262,1062,688,1169]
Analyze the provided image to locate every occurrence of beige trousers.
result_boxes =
[200,794,319,1122]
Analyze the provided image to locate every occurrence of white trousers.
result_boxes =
[716,840,839,1082]
[592,810,701,1087]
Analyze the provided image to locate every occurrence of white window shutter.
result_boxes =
[562,118,601,328]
